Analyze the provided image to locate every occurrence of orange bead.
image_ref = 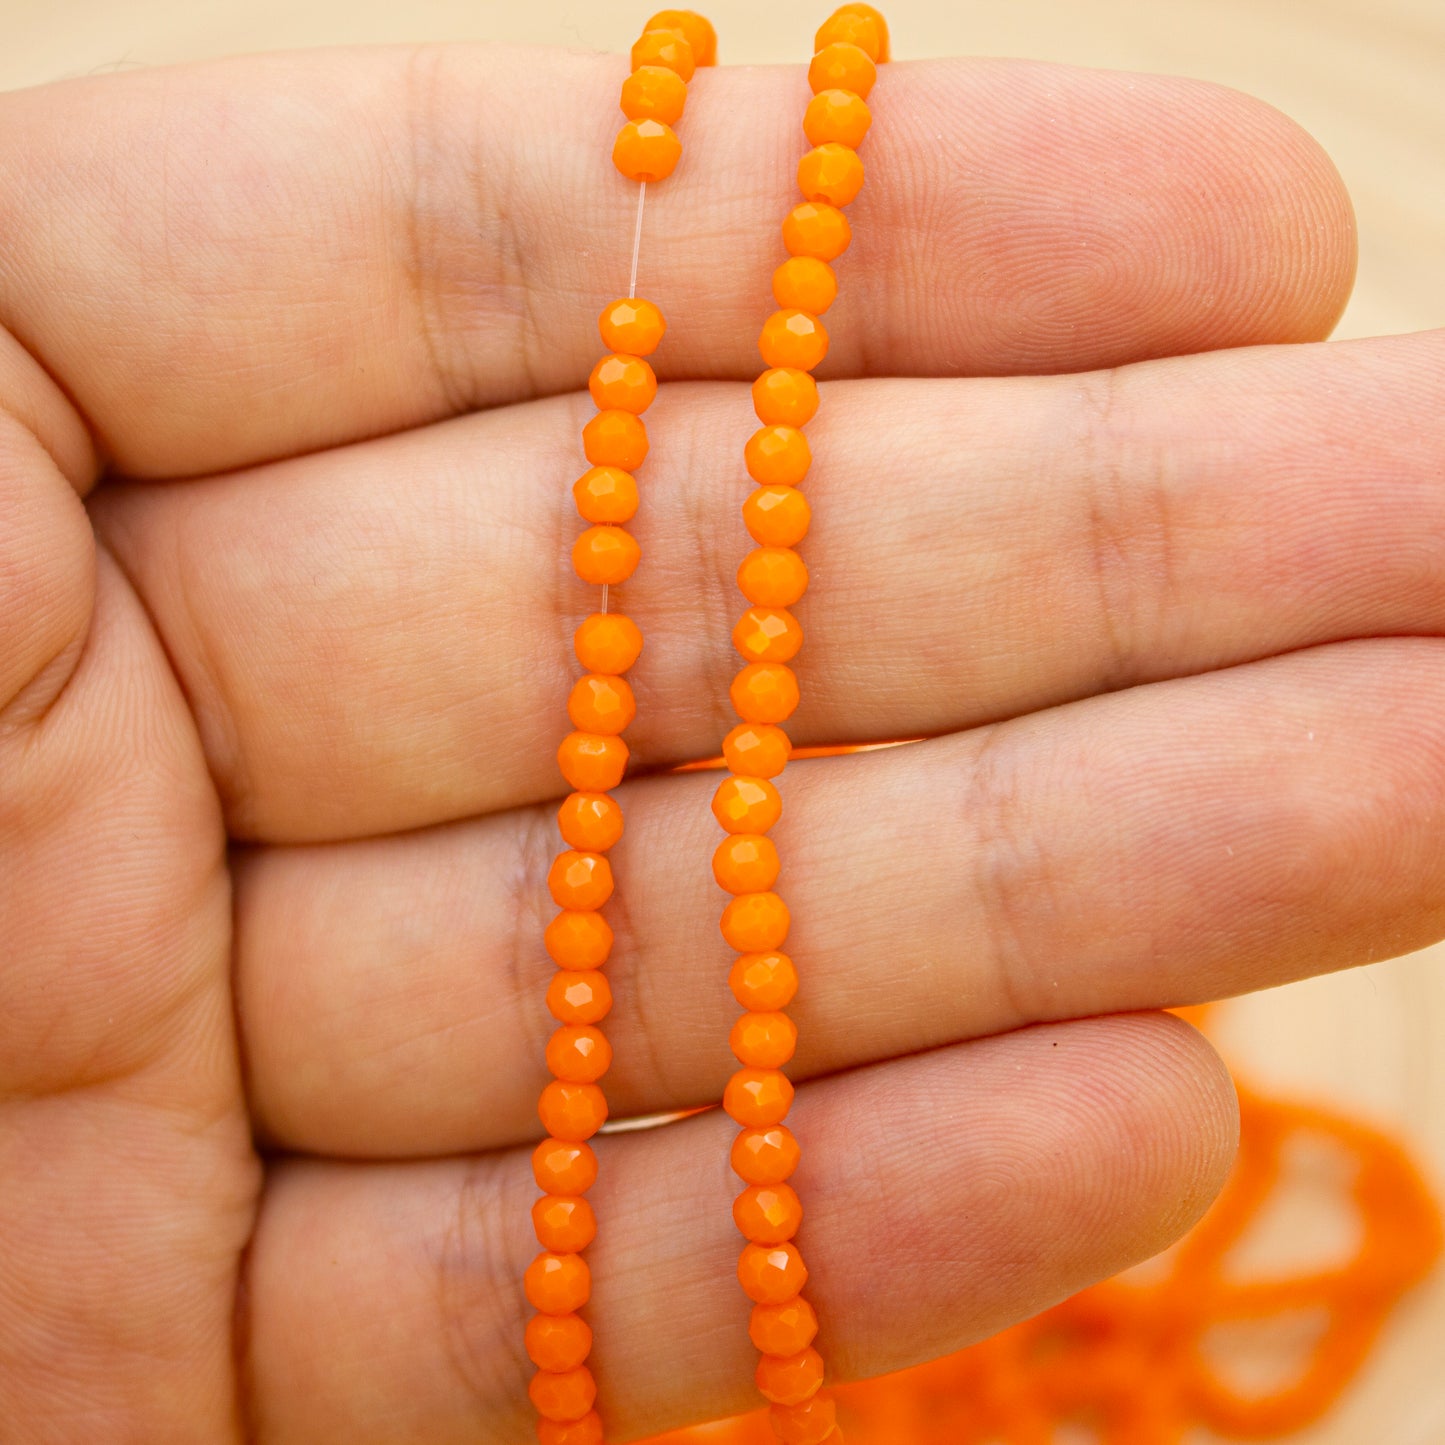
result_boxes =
[558,792,625,853]
[733,606,804,664]
[783,202,852,261]
[573,526,641,586]
[759,310,829,371]
[725,1067,795,1127]
[756,1346,826,1406]
[621,64,688,125]
[750,1296,819,1356]
[816,6,887,61]
[804,87,872,151]
[730,1009,798,1068]
[613,119,682,183]
[744,487,812,548]
[799,143,865,207]
[772,1392,837,1445]
[526,1311,594,1373]
[538,1415,605,1445]
[729,952,800,1011]
[833,3,891,59]
[745,425,812,486]
[712,775,783,834]
[558,732,628,792]
[731,1123,802,1183]
[573,466,639,524]
[544,909,614,970]
[588,353,657,413]
[723,722,792,778]
[547,851,613,911]
[734,1182,803,1243]
[738,548,809,608]
[631,28,696,81]
[646,9,717,64]
[533,1137,599,1194]
[524,1251,592,1314]
[713,833,781,894]
[808,41,877,99]
[752,367,821,427]
[738,1241,809,1305]
[583,410,649,471]
[568,673,636,735]
[721,891,791,952]
[599,297,666,356]
[546,969,613,1025]
[538,1081,609,1141]
[546,1024,613,1084]
[574,612,644,674]
[773,256,839,314]
[529,1364,597,1422]
[532,1196,598,1254]
[731,662,800,724]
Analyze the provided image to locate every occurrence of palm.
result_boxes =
[2,39,1441,1445]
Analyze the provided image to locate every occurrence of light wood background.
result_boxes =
[4,2,1443,1440]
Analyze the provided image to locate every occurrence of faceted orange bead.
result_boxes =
[804,88,872,150]
[738,548,809,608]
[612,115,682,182]
[646,9,717,64]
[756,1345,826,1406]
[724,1067,795,1127]
[621,64,688,125]
[538,1081,609,1141]
[738,1240,808,1305]
[529,1364,597,1422]
[544,909,614,969]
[729,952,799,1011]
[524,1251,592,1314]
[799,143,865,207]
[723,722,792,779]
[712,775,783,834]
[752,367,820,427]
[721,890,791,951]
[750,1296,819,1356]
[783,201,852,261]
[533,1137,599,1194]
[772,1392,837,1445]
[759,310,829,371]
[567,673,636,735]
[532,1196,598,1254]
[538,1413,605,1445]
[820,4,890,61]
[808,41,877,99]
[733,606,803,665]
[731,662,800,724]
[558,732,628,792]
[547,851,613,911]
[582,410,649,470]
[630,28,696,81]
[745,425,812,486]
[599,297,666,356]
[526,1310,593,1372]
[731,1123,802,1183]
[588,353,657,413]
[713,833,781,894]
[557,792,624,853]
[572,526,640,586]
[730,1009,798,1068]
[574,612,644,674]
[744,486,812,548]
[773,256,839,314]
[734,1182,803,1243]
[573,466,639,524]
[546,1024,613,1084]
[546,969,613,1025]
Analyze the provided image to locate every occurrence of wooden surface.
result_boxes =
[4,2,1443,1440]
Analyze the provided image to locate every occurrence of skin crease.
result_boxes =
[1,34,1440,1445]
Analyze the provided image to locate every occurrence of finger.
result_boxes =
[0,48,1351,478]
[242,1013,1236,1442]
[101,329,1445,843]
[237,638,1445,1158]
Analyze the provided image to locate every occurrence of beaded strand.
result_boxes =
[527,14,716,1444]
[712,10,890,1445]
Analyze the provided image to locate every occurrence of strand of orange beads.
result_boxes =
[712,9,889,1445]
[529,13,717,1445]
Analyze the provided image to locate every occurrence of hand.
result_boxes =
[1,40,1432,1442]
